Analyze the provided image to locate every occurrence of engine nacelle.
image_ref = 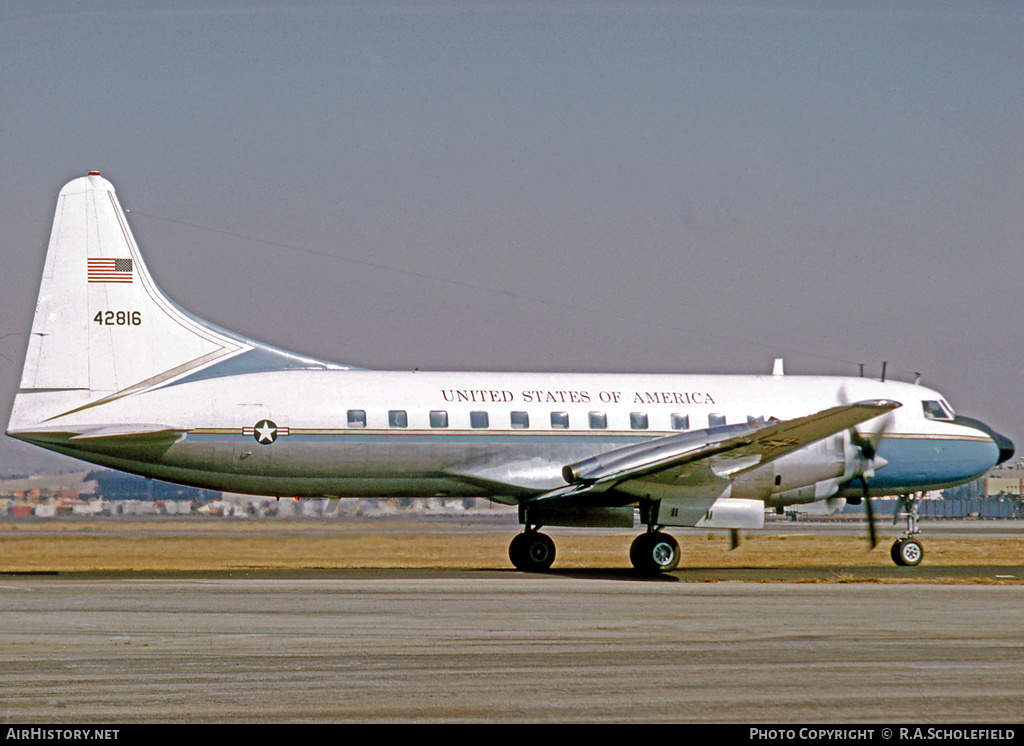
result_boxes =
[733,434,848,505]
[765,477,847,507]
[771,435,847,491]
[787,497,848,515]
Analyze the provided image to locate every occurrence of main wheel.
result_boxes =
[891,537,923,567]
[629,531,681,573]
[509,531,556,572]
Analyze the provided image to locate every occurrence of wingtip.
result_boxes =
[59,172,115,195]
[855,399,902,411]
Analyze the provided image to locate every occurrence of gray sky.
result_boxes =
[1,1,1022,474]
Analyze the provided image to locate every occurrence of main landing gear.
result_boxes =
[629,530,680,573]
[508,525,681,574]
[508,529,556,572]
[890,494,924,567]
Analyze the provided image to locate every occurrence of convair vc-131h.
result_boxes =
[7,174,1014,571]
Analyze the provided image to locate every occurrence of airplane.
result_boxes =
[6,173,1014,572]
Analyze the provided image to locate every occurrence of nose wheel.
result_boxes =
[891,537,924,566]
[890,494,924,567]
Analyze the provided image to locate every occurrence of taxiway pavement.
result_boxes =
[1,571,1022,723]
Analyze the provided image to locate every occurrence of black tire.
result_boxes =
[509,531,556,571]
[891,538,924,567]
[629,532,681,573]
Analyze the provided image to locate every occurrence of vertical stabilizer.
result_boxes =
[11,174,251,429]
[10,173,356,436]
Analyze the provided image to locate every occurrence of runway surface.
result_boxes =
[1,571,1022,723]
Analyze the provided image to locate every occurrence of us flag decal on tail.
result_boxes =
[88,258,133,283]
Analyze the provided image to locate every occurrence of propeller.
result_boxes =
[838,384,893,549]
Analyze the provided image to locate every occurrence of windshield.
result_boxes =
[922,400,954,420]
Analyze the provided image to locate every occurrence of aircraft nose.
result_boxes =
[994,433,1015,465]
[954,415,1015,465]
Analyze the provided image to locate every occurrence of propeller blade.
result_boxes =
[839,382,890,550]
[852,413,892,462]
[850,429,877,461]
[864,485,877,549]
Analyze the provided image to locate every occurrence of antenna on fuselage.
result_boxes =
[859,363,865,378]
[881,361,887,382]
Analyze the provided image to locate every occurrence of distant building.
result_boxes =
[86,470,220,503]
[985,461,1024,497]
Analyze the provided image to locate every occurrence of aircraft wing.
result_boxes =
[528,399,900,506]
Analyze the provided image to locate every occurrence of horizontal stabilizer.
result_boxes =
[8,424,185,460]
[68,424,184,440]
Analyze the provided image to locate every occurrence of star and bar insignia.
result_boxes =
[243,419,290,444]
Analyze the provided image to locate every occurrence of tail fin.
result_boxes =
[9,173,347,433]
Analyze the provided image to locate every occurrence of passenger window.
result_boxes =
[510,411,530,429]
[670,413,689,430]
[429,410,449,428]
[630,412,649,430]
[388,410,408,428]
[550,412,569,429]
[347,410,366,428]
[470,411,489,429]
[589,412,607,430]
[708,414,726,427]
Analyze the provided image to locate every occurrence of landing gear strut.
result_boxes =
[890,493,924,567]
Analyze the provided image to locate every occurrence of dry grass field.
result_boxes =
[1,518,1021,574]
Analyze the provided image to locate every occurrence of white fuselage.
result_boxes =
[11,369,999,504]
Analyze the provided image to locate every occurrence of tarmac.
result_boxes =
[1,569,1022,723]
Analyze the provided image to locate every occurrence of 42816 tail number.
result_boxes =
[93,311,141,326]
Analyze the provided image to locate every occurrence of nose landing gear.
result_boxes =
[891,494,924,567]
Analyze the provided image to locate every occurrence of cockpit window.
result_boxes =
[922,400,953,421]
